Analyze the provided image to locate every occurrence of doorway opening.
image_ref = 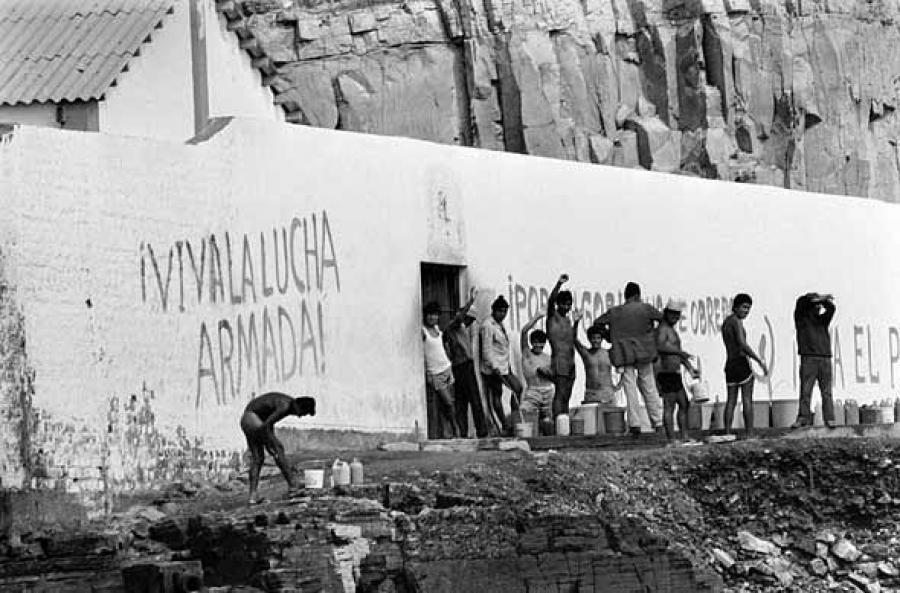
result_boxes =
[420,263,464,439]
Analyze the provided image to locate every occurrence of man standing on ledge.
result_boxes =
[240,392,316,505]
[444,286,490,438]
[721,293,768,435]
[546,273,576,418]
[593,282,664,436]
[480,295,523,435]
[792,292,836,428]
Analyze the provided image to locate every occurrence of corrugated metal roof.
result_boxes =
[0,0,174,105]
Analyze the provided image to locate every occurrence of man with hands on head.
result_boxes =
[792,292,836,428]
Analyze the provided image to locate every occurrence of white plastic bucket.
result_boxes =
[514,422,533,438]
[577,404,599,436]
[304,469,325,489]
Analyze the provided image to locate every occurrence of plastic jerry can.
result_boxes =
[350,458,364,485]
[332,459,351,486]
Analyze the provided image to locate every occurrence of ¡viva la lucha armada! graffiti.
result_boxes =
[139,210,341,408]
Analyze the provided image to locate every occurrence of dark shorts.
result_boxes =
[725,357,753,386]
[656,372,684,396]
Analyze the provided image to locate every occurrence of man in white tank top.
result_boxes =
[423,301,461,438]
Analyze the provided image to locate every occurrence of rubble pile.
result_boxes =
[679,440,900,592]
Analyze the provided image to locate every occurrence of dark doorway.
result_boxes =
[420,263,464,439]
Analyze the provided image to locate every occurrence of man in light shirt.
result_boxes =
[423,301,461,438]
[480,295,523,435]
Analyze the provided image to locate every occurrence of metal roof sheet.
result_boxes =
[0,0,175,105]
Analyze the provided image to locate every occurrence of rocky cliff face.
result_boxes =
[239,0,900,201]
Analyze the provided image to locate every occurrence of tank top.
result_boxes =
[423,327,452,374]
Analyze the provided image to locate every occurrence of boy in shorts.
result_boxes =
[655,299,699,444]
[721,293,768,435]
[519,312,555,435]
[573,310,618,406]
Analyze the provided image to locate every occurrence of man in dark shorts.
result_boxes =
[655,298,699,444]
[546,273,576,418]
[240,392,316,504]
[721,293,768,435]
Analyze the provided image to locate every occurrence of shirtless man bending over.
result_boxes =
[240,392,316,504]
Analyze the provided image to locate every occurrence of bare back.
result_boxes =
[547,312,576,375]
[243,391,294,421]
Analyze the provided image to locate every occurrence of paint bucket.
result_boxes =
[813,403,824,427]
[833,400,845,426]
[521,410,540,437]
[895,399,900,424]
[880,404,895,424]
[594,406,609,435]
[514,422,534,438]
[753,401,771,428]
[709,402,725,430]
[700,403,714,430]
[845,401,860,425]
[734,404,744,430]
[303,469,325,489]
[603,408,627,435]
[687,404,703,430]
[579,404,599,436]
[570,418,585,436]
[859,406,881,425]
[771,400,799,428]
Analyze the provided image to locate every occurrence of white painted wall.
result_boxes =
[99,0,282,141]
[98,0,194,140]
[205,1,284,123]
[2,119,900,465]
[456,150,900,409]
[0,103,60,128]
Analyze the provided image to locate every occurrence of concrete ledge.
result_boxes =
[280,427,418,451]
[780,422,900,439]
[525,423,900,451]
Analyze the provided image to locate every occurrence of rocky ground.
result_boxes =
[3,437,900,592]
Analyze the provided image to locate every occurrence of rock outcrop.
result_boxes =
[234,0,900,202]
